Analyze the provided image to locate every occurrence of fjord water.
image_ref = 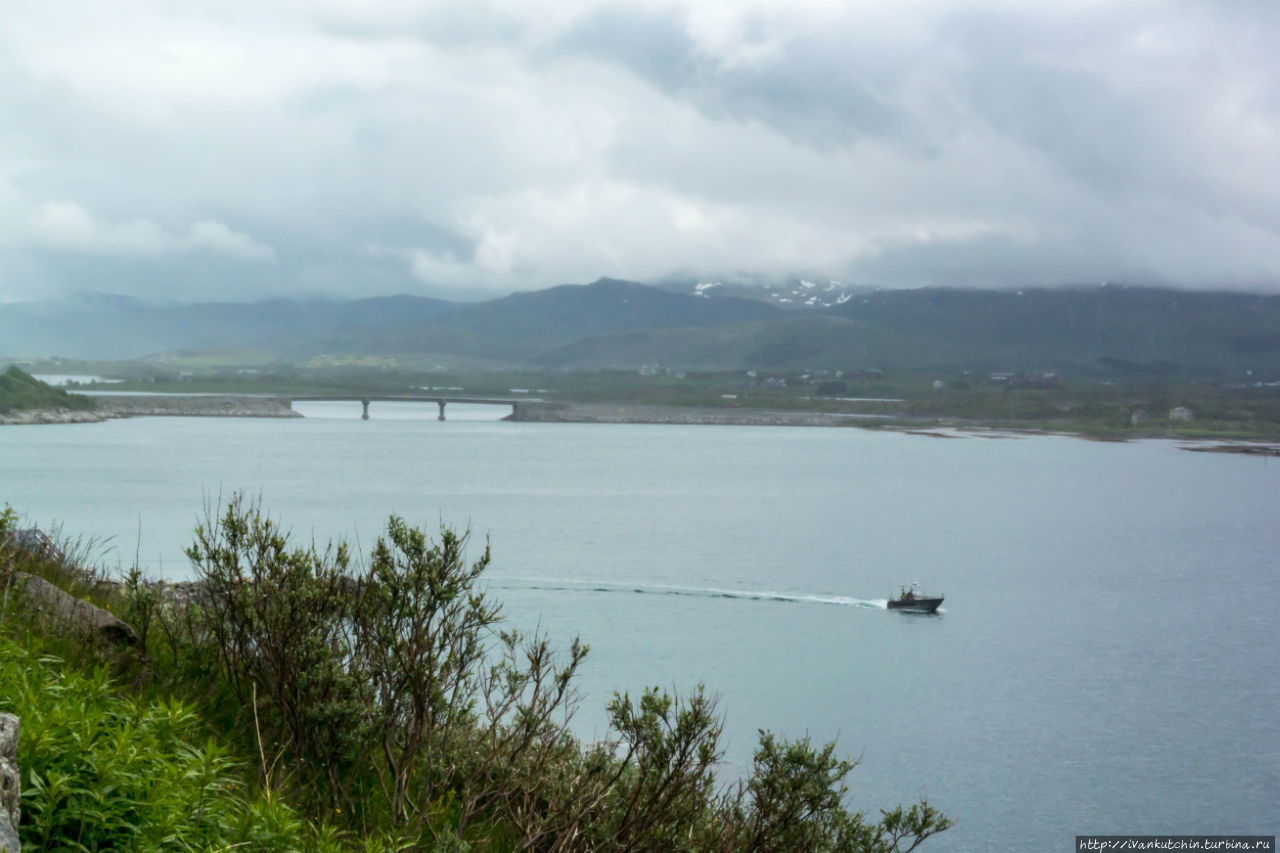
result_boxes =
[2,404,1277,850]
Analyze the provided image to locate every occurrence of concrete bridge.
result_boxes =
[286,395,539,420]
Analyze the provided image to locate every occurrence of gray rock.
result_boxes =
[11,572,138,646]
[0,713,18,853]
[93,395,299,418]
[0,408,107,426]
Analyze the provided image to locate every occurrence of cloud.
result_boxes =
[32,201,171,255]
[1,0,1278,301]
[27,201,275,262]
[186,220,276,261]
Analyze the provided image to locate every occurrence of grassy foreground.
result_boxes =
[1,500,949,852]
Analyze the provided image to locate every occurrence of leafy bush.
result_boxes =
[184,496,591,842]
[0,637,331,852]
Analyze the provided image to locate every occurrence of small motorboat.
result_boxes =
[887,582,943,613]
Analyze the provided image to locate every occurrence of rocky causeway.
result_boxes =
[507,401,887,427]
[0,394,299,425]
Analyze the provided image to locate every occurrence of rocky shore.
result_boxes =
[1179,442,1280,456]
[1,394,300,425]
[94,394,299,419]
[0,408,109,425]
[508,401,889,428]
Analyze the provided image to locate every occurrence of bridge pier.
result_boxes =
[437,400,446,421]
[361,398,370,420]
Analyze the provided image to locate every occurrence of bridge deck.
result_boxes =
[289,395,540,405]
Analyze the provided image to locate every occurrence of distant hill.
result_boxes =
[529,314,955,371]
[320,278,781,360]
[3,280,1279,377]
[659,277,869,309]
[827,286,1280,375]
[528,285,1280,375]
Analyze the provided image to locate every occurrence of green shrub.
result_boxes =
[0,367,95,414]
[0,637,338,852]
[185,495,591,842]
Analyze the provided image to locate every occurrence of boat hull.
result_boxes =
[887,596,944,614]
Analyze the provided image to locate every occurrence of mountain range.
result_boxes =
[3,278,1278,377]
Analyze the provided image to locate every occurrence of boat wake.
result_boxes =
[491,578,888,609]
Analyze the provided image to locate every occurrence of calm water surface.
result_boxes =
[2,404,1277,851]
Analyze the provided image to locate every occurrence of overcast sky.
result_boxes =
[2,0,1278,302]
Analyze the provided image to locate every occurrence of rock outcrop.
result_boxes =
[93,395,299,418]
[0,408,107,425]
[0,713,18,853]
[9,572,139,646]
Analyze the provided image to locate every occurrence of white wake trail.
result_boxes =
[492,578,888,609]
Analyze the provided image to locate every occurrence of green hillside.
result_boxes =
[318,278,781,360]
[533,285,1280,376]
[531,313,999,371]
[826,286,1280,375]
[0,366,96,414]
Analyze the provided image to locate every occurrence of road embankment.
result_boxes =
[508,401,883,427]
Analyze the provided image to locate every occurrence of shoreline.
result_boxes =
[508,401,1280,452]
[1,394,299,424]
[5,397,1278,453]
[0,408,109,425]
[507,401,895,428]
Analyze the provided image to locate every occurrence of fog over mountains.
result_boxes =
[3,279,1279,377]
